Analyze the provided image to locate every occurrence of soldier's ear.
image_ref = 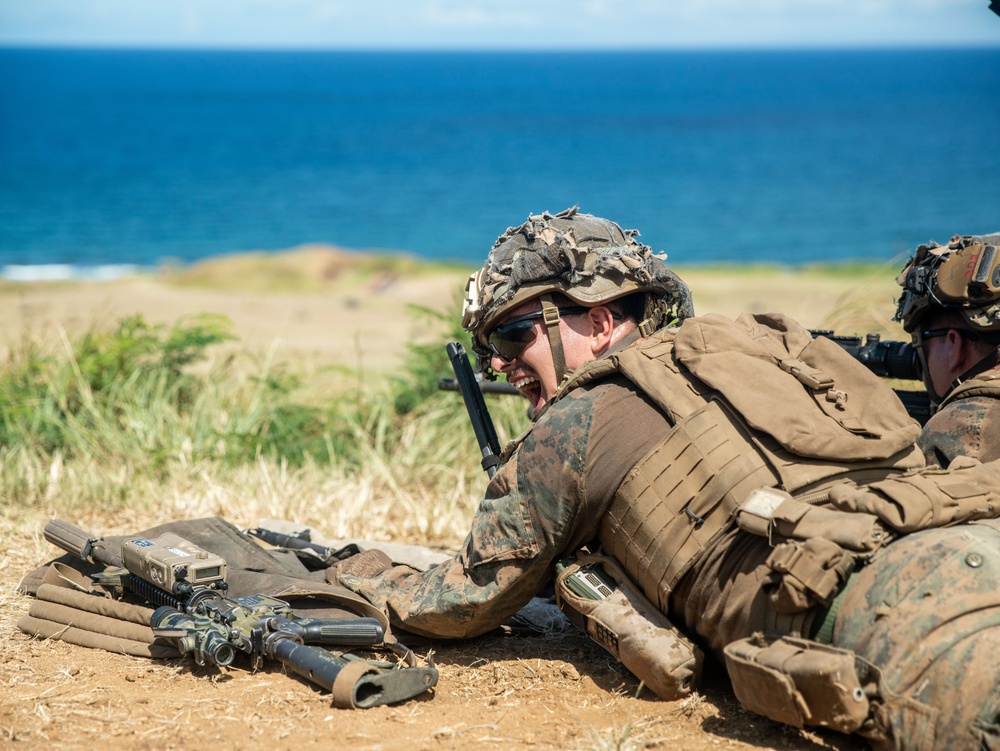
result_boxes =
[947,330,972,373]
[587,306,617,356]
[944,329,994,380]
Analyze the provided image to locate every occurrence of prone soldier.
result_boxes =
[894,232,1000,466]
[332,208,1000,750]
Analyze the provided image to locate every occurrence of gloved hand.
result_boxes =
[325,549,394,584]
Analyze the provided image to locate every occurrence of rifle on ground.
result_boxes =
[43,519,438,708]
[810,330,932,425]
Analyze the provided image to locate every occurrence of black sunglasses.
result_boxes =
[486,306,590,362]
[920,328,981,342]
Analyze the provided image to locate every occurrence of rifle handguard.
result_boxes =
[272,616,385,646]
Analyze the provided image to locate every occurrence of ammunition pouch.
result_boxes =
[764,538,856,614]
[555,553,703,700]
[723,634,877,733]
[735,488,892,616]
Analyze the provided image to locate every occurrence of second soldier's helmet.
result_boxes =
[895,232,1000,334]
[461,207,694,376]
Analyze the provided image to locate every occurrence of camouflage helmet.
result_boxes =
[462,207,694,372]
[894,232,1000,333]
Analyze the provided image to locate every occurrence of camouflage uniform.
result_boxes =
[894,232,1000,467]
[340,325,1000,750]
[918,372,1000,466]
[340,212,1000,750]
[833,521,1000,749]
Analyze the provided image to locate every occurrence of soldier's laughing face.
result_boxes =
[487,300,619,412]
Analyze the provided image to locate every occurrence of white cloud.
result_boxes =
[0,0,996,48]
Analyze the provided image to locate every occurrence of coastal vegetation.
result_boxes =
[0,301,529,547]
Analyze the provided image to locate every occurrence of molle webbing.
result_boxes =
[600,401,780,613]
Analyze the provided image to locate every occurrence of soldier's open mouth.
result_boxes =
[510,374,542,406]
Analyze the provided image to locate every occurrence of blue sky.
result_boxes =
[1,0,999,49]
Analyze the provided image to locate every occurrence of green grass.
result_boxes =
[0,307,529,543]
[0,257,910,542]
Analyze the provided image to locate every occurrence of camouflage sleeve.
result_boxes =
[919,396,1000,467]
[336,389,597,639]
[337,379,672,639]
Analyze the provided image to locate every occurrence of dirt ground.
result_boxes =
[0,630,864,751]
[0,550,864,751]
[0,250,892,750]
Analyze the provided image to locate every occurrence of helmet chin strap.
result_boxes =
[911,333,940,404]
[539,295,570,384]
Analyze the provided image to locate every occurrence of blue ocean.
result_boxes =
[0,47,998,277]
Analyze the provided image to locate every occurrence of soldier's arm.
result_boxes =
[337,380,670,639]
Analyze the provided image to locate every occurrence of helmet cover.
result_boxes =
[462,207,694,368]
[894,232,1000,333]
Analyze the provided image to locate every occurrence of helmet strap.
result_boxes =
[539,295,569,384]
[910,332,938,404]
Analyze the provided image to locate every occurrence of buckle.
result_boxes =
[542,306,562,326]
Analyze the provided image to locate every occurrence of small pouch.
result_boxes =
[555,554,702,700]
[724,634,873,733]
[739,487,891,554]
[764,538,855,613]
